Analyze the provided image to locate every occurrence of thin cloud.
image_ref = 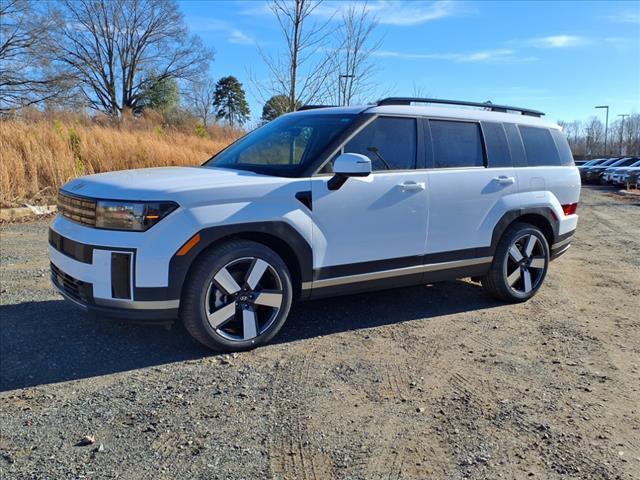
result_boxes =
[228,30,254,45]
[374,48,536,64]
[242,0,467,26]
[608,10,640,24]
[525,35,589,48]
[187,18,255,45]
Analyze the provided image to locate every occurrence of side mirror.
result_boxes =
[328,153,371,190]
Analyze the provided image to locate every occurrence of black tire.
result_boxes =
[481,222,550,302]
[181,240,293,351]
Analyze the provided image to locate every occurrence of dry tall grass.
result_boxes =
[0,118,242,206]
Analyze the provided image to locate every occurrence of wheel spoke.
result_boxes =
[523,269,532,292]
[246,259,269,290]
[207,302,236,328]
[530,257,546,269]
[507,267,522,286]
[524,235,538,257]
[242,308,258,339]
[509,245,524,262]
[214,267,241,295]
[254,290,283,308]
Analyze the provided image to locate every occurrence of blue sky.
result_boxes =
[179,0,640,124]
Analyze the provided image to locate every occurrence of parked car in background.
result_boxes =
[579,158,614,182]
[601,158,639,184]
[609,159,640,185]
[584,158,625,183]
[623,167,640,188]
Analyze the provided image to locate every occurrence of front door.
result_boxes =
[310,116,428,282]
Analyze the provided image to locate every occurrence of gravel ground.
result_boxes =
[1,186,639,480]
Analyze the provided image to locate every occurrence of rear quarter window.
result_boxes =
[518,125,562,167]
[550,129,575,166]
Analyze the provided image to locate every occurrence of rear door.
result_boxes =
[424,119,519,256]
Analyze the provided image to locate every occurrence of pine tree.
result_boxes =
[213,76,250,127]
[261,94,301,122]
[138,77,180,115]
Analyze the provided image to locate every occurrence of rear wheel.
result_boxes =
[481,223,549,302]
[181,240,293,351]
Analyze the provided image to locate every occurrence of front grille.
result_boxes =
[57,191,96,226]
[51,263,94,304]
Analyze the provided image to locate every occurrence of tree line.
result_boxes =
[559,115,640,158]
[3,0,636,143]
[0,0,381,127]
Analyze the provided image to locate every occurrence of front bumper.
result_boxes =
[49,225,180,320]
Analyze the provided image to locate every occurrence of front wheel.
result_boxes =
[181,240,293,351]
[481,223,549,302]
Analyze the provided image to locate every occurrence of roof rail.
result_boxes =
[297,104,337,111]
[376,97,545,117]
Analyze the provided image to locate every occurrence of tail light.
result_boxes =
[562,203,578,216]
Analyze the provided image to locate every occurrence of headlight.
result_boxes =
[95,200,178,231]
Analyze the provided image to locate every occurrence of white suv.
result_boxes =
[49,97,580,351]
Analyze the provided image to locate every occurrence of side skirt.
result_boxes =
[305,257,492,300]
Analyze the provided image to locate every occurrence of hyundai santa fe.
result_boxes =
[50,97,580,351]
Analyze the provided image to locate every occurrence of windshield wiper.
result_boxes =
[367,147,391,170]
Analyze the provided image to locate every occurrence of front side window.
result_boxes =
[430,120,484,168]
[205,114,356,176]
[343,116,417,171]
[519,126,561,167]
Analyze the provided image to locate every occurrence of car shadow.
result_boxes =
[0,280,503,391]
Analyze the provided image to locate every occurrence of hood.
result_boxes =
[61,167,287,201]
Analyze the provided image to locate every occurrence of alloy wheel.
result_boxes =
[204,257,284,342]
[504,234,547,295]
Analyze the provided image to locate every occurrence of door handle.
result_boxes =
[493,176,515,185]
[398,181,426,192]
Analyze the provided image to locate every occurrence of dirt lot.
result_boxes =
[1,186,639,480]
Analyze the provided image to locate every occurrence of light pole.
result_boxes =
[338,74,355,106]
[618,114,629,155]
[595,105,609,156]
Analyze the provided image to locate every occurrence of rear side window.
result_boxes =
[430,120,484,168]
[550,129,575,166]
[503,123,527,167]
[482,122,511,168]
[518,126,562,166]
[344,117,417,171]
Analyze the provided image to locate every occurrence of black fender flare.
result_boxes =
[134,221,313,301]
[489,207,560,255]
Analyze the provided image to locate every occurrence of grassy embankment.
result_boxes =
[0,114,242,207]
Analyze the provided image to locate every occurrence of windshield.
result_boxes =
[204,113,356,176]
[610,158,633,167]
[598,158,620,167]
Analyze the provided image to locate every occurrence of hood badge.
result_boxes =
[70,181,86,191]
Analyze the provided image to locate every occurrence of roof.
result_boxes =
[292,103,559,129]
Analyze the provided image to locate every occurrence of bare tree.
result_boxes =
[411,82,430,99]
[255,0,335,111]
[584,117,605,156]
[45,0,213,117]
[0,0,73,112]
[331,3,382,106]
[185,78,217,127]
